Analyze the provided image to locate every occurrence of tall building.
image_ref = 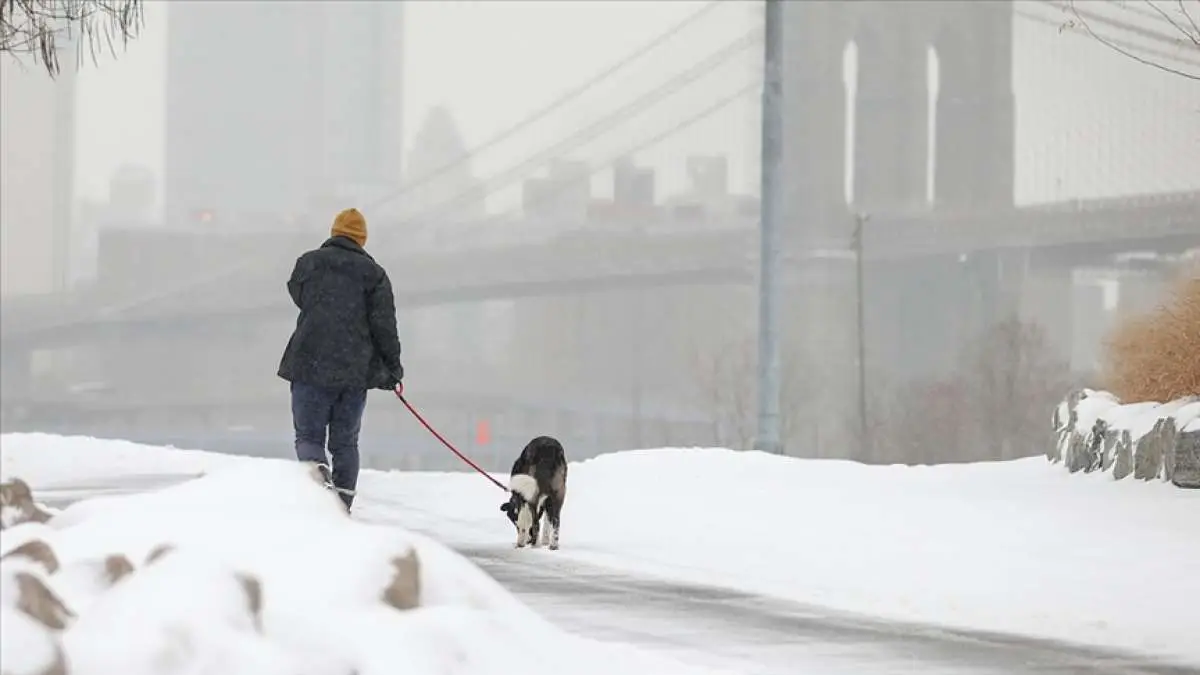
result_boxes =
[164,1,405,229]
[0,51,77,297]
[403,105,484,222]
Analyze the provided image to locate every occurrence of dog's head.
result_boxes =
[500,477,539,547]
[499,492,521,525]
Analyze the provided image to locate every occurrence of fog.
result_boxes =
[2,0,1198,471]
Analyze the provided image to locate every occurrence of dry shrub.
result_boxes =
[1102,268,1200,404]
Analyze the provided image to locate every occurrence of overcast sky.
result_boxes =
[66,0,1200,215]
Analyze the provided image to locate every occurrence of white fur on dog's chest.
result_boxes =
[509,473,539,502]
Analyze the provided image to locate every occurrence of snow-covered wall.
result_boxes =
[1050,389,1200,488]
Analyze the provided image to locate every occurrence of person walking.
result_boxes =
[277,207,404,511]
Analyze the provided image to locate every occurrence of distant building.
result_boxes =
[664,155,749,224]
[686,155,729,198]
[108,164,157,224]
[522,159,591,222]
[0,50,77,297]
[613,157,656,208]
[583,158,658,226]
[402,106,485,223]
[164,2,405,230]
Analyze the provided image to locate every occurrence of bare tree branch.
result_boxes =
[1180,0,1200,43]
[1147,0,1197,45]
[1,0,144,77]
[1059,0,1200,80]
[1020,5,1200,70]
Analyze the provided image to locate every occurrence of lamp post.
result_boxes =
[853,212,870,461]
[754,0,784,454]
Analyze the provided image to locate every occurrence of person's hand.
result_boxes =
[394,380,404,397]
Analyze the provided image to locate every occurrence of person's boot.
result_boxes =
[309,461,354,513]
[310,461,333,488]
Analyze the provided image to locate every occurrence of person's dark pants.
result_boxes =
[290,381,368,509]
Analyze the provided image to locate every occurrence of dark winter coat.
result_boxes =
[277,236,404,391]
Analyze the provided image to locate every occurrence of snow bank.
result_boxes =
[6,433,1199,667]
[0,432,245,499]
[1050,388,1200,486]
[0,441,724,675]
[360,454,1200,666]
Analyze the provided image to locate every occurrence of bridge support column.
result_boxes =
[968,248,1029,329]
[792,250,1016,461]
[865,248,1030,381]
[862,254,971,385]
[1020,254,1075,370]
[852,248,1032,463]
[509,295,587,401]
[932,3,1016,209]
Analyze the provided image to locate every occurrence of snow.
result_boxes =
[0,607,62,675]
[0,432,245,488]
[3,434,1199,667]
[1069,394,1199,441]
[0,436,726,675]
[1172,401,1200,432]
[1053,399,1068,430]
[369,450,1200,666]
[1151,397,1199,429]
[1101,402,1163,436]
[1078,397,1199,448]
[1071,389,1120,434]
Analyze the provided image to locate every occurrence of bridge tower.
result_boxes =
[779,1,1017,458]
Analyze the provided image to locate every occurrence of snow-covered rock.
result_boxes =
[1,478,54,530]
[0,605,67,675]
[1174,426,1200,489]
[1050,390,1200,487]
[0,458,714,675]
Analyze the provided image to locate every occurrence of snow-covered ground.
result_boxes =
[0,435,728,675]
[4,432,1199,667]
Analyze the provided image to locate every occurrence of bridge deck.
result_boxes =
[2,193,1196,344]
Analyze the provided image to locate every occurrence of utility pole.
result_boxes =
[853,212,870,461]
[754,0,784,455]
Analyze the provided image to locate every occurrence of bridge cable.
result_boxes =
[366,0,729,212]
[490,81,759,224]
[393,28,761,226]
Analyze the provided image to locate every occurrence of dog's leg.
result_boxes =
[536,507,549,547]
[544,497,562,551]
[531,495,548,548]
[515,502,536,548]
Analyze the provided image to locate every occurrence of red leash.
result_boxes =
[394,391,508,492]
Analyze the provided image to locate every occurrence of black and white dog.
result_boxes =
[500,436,567,550]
